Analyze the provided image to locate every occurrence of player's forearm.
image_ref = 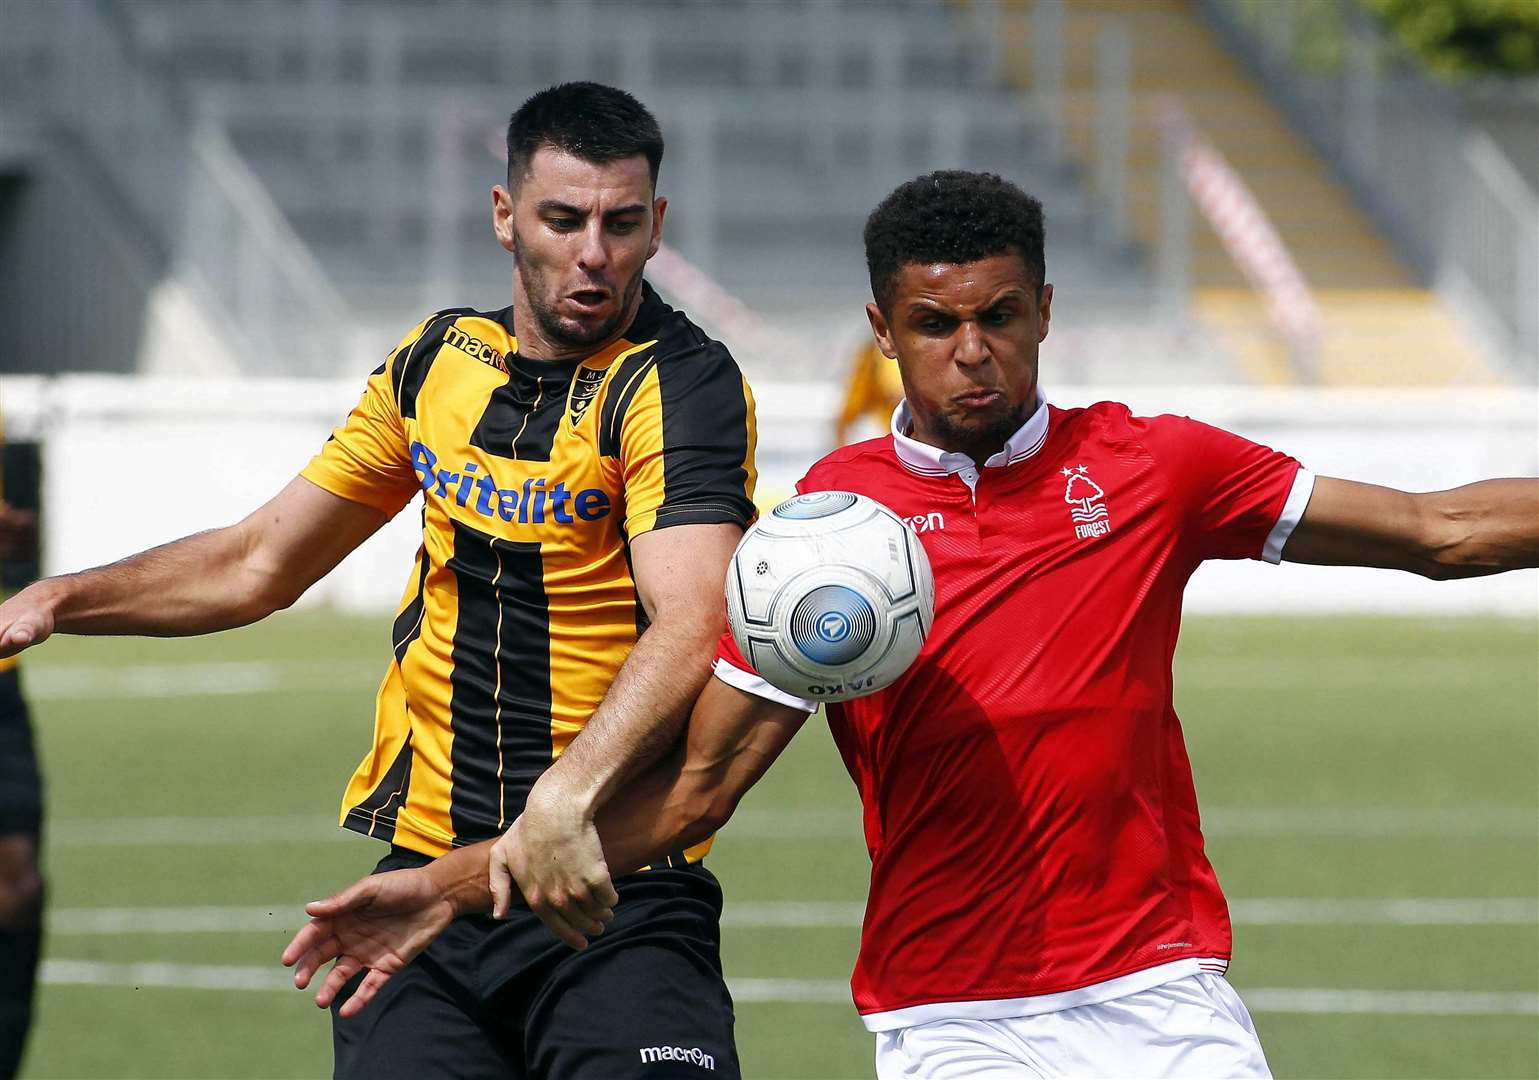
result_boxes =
[30,526,289,637]
[1420,478,1539,578]
[593,741,769,876]
[533,611,722,816]
[422,839,497,916]
[593,679,810,875]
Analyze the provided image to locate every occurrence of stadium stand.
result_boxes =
[2,0,1252,382]
[996,0,1511,386]
[1,0,1532,387]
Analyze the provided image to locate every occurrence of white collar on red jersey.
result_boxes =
[889,387,1051,483]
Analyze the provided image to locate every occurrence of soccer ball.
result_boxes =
[726,491,934,702]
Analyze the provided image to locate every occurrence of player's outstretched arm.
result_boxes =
[488,521,743,947]
[0,477,387,658]
[1282,476,1539,578]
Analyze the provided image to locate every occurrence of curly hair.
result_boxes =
[507,82,664,188]
[863,171,1045,311]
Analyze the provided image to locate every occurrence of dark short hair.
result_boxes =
[864,171,1046,310]
[506,82,664,187]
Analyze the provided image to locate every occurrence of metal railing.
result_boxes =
[0,0,362,375]
[1200,0,1539,377]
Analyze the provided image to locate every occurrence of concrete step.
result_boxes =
[1194,288,1498,386]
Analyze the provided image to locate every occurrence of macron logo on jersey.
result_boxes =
[638,1045,715,1070]
[442,325,509,374]
[903,511,945,534]
[410,441,611,525]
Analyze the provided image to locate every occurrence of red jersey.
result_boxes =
[714,393,1313,1030]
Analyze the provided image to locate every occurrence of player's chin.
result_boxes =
[945,400,1014,433]
[551,311,620,348]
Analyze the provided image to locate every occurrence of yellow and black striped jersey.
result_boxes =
[303,283,757,858]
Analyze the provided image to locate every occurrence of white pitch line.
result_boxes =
[25,653,1532,701]
[1240,988,1539,1016]
[1227,898,1539,926]
[1199,806,1538,838]
[1174,657,1512,691]
[46,898,1538,936]
[41,959,296,992]
[44,805,1537,848]
[35,961,1539,1016]
[47,815,346,847]
[23,660,382,701]
[48,906,304,935]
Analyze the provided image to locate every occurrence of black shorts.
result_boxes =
[0,668,41,837]
[332,847,740,1080]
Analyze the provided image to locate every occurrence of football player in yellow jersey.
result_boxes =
[834,337,906,446]
[0,83,757,1078]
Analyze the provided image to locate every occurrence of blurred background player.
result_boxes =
[0,416,41,1080]
[0,83,759,1079]
[281,171,1539,1078]
[833,337,905,447]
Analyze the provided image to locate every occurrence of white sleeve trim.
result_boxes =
[712,657,819,713]
[1262,467,1315,564]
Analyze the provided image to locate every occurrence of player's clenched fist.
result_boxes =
[490,787,618,950]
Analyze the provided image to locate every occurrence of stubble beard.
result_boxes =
[517,251,646,354]
[931,395,1036,460]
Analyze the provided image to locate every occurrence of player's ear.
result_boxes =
[647,196,667,259]
[865,303,898,360]
[1037,283,1053,343]
[492,185,516,254]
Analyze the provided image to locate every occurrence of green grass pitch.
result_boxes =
[16,611,1538,1079]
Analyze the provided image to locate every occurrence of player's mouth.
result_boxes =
[563,288,612,315]
[952,389,1003,410]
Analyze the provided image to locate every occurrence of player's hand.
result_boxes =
[0,583,56,659]
[489,787,618,950]
[281,867,453,1018]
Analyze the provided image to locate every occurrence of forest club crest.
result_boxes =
[1062,464,1112,539]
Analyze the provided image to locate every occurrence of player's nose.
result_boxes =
[576,223,609,272]
[953,321,991,367]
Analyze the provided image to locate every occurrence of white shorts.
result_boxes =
[874,974,1271,1079]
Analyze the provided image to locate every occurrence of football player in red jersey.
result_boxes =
[284,171,1538,1077]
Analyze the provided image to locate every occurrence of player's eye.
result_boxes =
[547,217,580,232]
[917,317,954,335]
[982,308,1014,326]
[609,218,642,235]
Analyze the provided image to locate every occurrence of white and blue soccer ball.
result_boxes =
[726,491,934,703]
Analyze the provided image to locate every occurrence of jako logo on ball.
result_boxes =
[726,492,934,703]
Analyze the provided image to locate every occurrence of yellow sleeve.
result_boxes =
[619,343,758,538]
[300,319,430,517]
